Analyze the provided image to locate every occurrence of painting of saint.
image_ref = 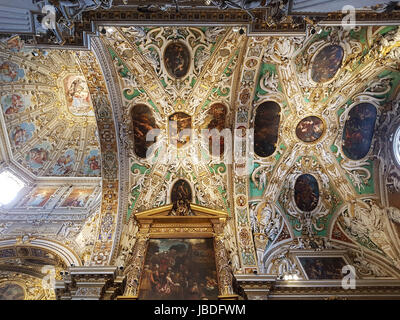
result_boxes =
[23,187,57,207]
[131,104,158,158]
[169,112,192,148]
[164,42,191,79]
[26,143,51,169]
[254,101,281,157]
[311,44,344,83]
[0,60,25,83]
[171,179,192,204]
[0,283,25,300]
[63,75,94,116]
[299,257,347,280]
[296,116,324,143]
[139,239,218,300]
[294,174,319,212]
[52,149,75,175]
[342,103,377,160]
[1,94,28,115]
[204,103,227,157]
[61,188,94,208]
[83,149,101,176]
[10,123,35,147]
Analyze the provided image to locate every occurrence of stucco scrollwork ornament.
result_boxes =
[115,218,139,268]
[280,157,332,237]
[267,249,301,279]
[342,199,400,269]
[123,231,149,297]
[348,249,389,278]
[214,232,235,295]
[374,93,400,193]
[289,236,335,251]
[224,219,241,273]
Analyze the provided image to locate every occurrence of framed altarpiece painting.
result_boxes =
[117,204,238,300]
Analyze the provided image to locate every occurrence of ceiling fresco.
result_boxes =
[102,26,239,222]
[0,40,101,178]
[95,24,400,281]
[0,20,400,299]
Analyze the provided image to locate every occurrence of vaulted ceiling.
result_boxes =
[0,22,400,299]
[0,40,101,178]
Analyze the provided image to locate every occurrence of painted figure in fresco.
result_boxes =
[206,104,227,156]
[164,42,190,79]
[296,116,324,143]
[53,152,74,175]
[0,61,24,83]
[300,257,345,280]
[294,174,319,212]
[88,155,100,171]
[65,76,92,114]
[311,45,344,83]
[131,105,158,158]
[169,113,192,148]
[26,191,51,207]
[170,180,193,216]
[342,103,377,160]
[28,147,49,167]
[83,151,101,175]
[4,94,25,115]
[70,192,89,207]
[254,101,281,157]
[12,127,27,146]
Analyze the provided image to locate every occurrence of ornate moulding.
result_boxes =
[119,203,238,300]
[0,237,82,267]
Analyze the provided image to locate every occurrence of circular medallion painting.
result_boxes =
[0,283,25,300]
[311,44,344,83]
[164,42,191,79]
[296,116,324,143]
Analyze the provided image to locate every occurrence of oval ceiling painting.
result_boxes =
[342,103,377,160]
[171,179,192,204]
[296,116,325,143]
[164,41,191,79]
[294,174,319,212]
[131,104,158,159]
[311,45,344,83]
[254,101,281,157]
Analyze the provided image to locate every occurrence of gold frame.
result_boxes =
[117,203,238,300]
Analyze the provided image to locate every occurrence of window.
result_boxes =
[0,170,24,205]
[394,126,400,166]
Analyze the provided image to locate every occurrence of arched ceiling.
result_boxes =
[0,39,101,178]
[99,25,400,276]
[0,22,400,293]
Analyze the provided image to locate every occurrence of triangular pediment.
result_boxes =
[134,203,228,221]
